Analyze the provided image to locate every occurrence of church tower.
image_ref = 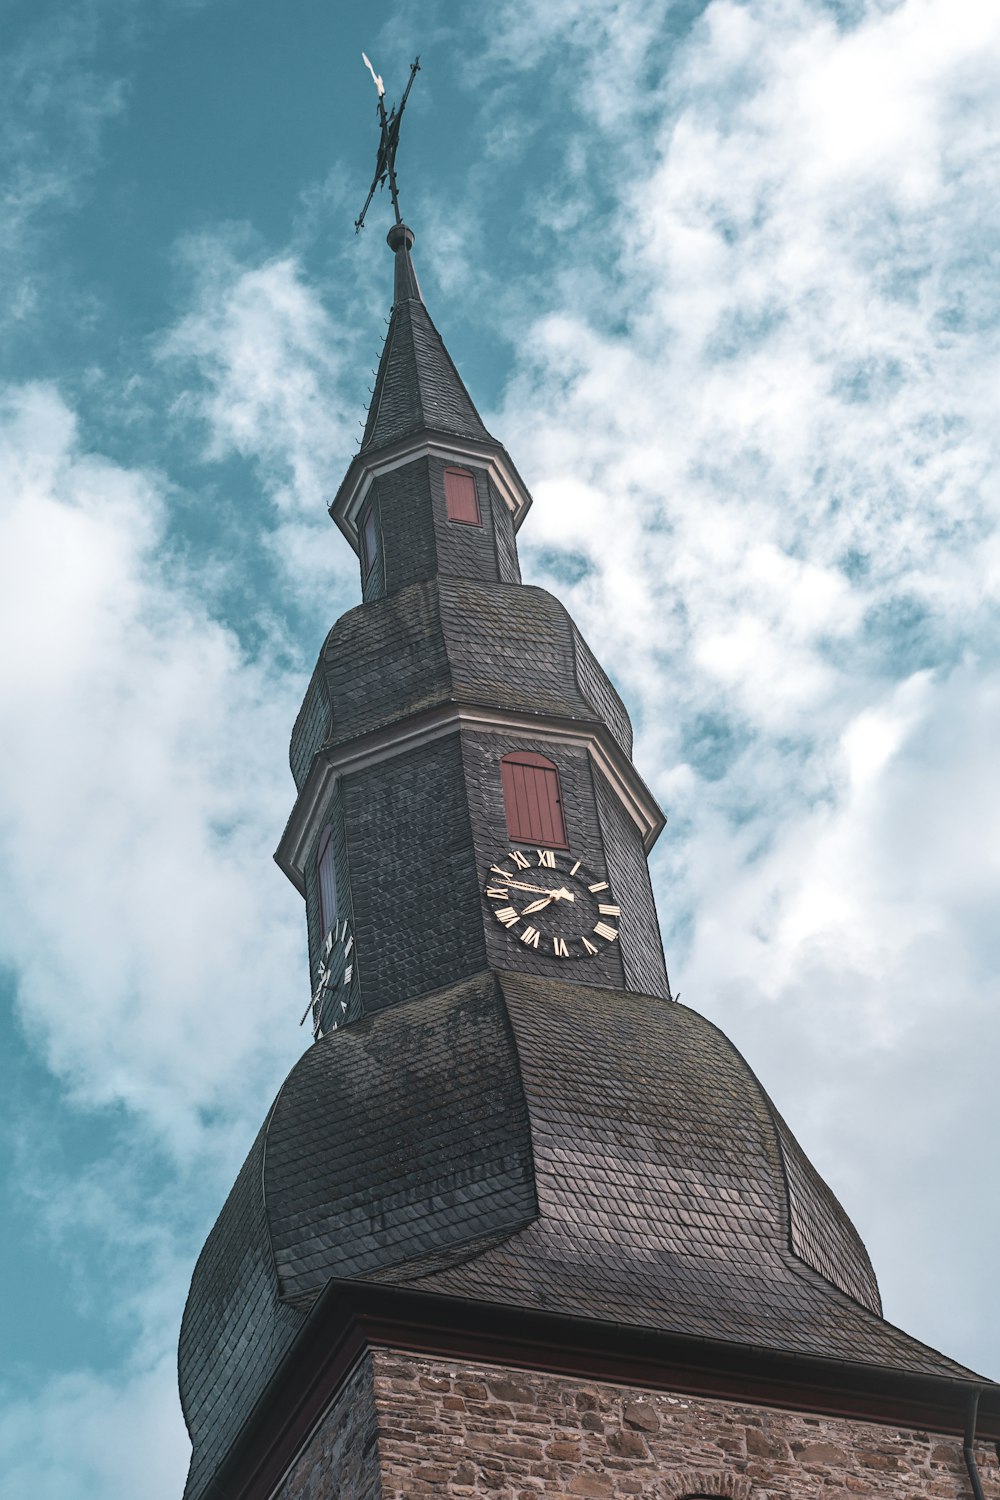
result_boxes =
[177,215,1000,1500]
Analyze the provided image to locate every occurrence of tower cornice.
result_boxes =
[329,427,533,553]
[274,702,666,895]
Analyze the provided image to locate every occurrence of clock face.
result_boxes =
[305,919,354,1038]
[484,848,621,961]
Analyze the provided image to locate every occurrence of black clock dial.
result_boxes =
[303,919,355,1037]
[483,849,620,960]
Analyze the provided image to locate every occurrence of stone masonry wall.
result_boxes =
[368,1351,999,1500]
[274,1351,382,1500]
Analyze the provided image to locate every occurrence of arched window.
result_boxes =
[444,466,481,525]
[500,751,568,848]
[317,824,338,935]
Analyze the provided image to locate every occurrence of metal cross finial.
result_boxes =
[354,53,421,234]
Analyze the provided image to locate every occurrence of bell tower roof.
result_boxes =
[330,223,531,552]
[360,224,495,455]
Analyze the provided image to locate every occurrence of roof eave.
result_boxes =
[186,1277,1000,1500]
[274,703,665,896]
[329,428,533,553]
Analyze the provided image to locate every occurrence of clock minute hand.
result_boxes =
[505,879,558,895]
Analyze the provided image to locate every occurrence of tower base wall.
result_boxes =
[276,1351,381,1500]
[273,1348,999,1500]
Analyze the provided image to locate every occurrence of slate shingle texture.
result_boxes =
[310,577,634,758]
[362,286,492,453]
[415,974,922,1371]
[178,1115,307,1500]
[179,970,976,1500]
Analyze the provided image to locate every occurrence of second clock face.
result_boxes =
[309,919,354,1038]
[484,848,621,961]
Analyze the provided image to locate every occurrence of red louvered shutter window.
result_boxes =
[500,751,568,848]
[317,824,338,934]
[444,466,481,525]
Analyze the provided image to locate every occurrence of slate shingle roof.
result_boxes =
[179,970,979,1500]
[319,577,632,754]
[412,974,949,1376]
[265,974,538,1302]
[361,232,493,453]
[178,1115,307,1500]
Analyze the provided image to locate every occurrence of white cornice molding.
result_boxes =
[329,432,533,553]
[274,704,666,895]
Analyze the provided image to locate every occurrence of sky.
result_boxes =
[1,0,998,1493]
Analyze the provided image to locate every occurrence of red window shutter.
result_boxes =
[500,751,568,848]
[444,467,481,525]
[317,824,338,933]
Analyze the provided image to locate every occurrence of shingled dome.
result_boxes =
[178,970,974,1500]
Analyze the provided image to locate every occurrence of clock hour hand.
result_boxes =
[520,895,555,915]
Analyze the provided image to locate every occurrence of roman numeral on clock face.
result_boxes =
[494,907,519,927]
[537,849,555,867]
[598,904,620,917]
[594,921,619,942]
[553,937,569,957]
[588,880,609,893]
[520,926,541,948]
[581,937,598,955]
[510,850,531,869]
[486,887,509,899]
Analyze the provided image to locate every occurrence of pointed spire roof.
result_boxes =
[361,224,494,453]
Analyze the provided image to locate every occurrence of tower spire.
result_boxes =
[357,222,491,454]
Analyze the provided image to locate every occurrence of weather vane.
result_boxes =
[354,52,421,234]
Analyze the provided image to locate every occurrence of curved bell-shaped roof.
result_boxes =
[178,971,975,1500]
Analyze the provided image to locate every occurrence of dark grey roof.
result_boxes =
[772,1101,881,1313]
[265,974,538,1302]
[287,577,634,792]
[178,1115,307,1500]
[179,969,978,1500]
[361,235,494,453]
[412,974,933,1373]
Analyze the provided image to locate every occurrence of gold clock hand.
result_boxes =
[504,879,557,895]
[550,887,576,902]
[520,895,556,915]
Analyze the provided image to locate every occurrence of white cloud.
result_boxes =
[161,240,353,513]
[487,0,1000,1374]
[0,1354,188,1500]
[0,382,305,1157]
[158,235,365,615]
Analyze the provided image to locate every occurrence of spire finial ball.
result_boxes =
[387,222,415,254]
